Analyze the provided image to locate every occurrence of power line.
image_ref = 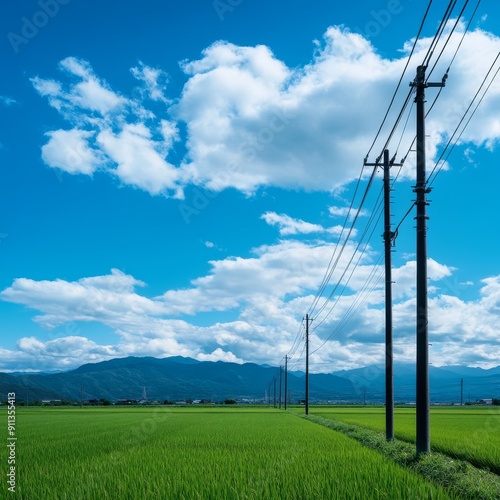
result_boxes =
[307,166,378,319]
[427,49,500,186]
[286,319,305,359]
[310,253,385,356]
[311,186,385,332]
[426,0,469,80]
[426,0,480,116]
[364,0,434,160]
[422,0,458,68]
[306,1,436,322]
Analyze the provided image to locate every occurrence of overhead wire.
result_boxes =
[426,0,480,117]
[310,165,379,321]
[422,0,457,68]
[364,0,434,161]
[300,1,438,365]
[426,0,467,80]
[286,0,478,365]
[306,177,362,316]
[306,0,434,322]
[286,319,305,359]
[310,253,385,356]
[399,0,480,178]
[311,185,385,331]
[427,50,500,186]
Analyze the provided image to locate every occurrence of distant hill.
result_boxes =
[331,363,500,403]
[1,357,499,403]
[0,372,62,402]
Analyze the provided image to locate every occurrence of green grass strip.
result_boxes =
[301,414,500,500]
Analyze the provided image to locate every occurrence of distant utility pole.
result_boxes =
[411,65,446,455]
[279,365,282,409]
[273,377,277,408]
[305,314,310,415]
[284,355,288,410]
[364,149,401,441]
[460,378,464,406]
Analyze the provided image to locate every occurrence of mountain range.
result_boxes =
[1,356,499,404]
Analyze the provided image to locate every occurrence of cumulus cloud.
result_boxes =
[0,269,163,329]
[261,212,341,236]
[17,21,500,372]
[175,24,500,193]
[31,57,127,119]
[197,348,244,364]
[41,129,102,175]
[329,205,369,219]
[0,235,375,370]
[97,123,181,196]
[32,24,500,197]
[31,56,181,196]
[131,61,170,104]
[3,228,499,372]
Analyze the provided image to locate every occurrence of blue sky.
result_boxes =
[1,0,500,373]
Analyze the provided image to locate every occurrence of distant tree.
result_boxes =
[492,398,500,406]
[99,398,111,406]
[224,399,237,405]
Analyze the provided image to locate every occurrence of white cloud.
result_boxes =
[392,259,455,299]
[32,25,500,197]
[2,255,500,371]
[32,57,182,196]
[261,211,341,236]
[197,348,244,364]
[59,57,127,115]
[41,129,102,175]
[329,205,369,219]
[16,22,500,373]
[31,57,127,121]
[177,23,500,192]
[131,61,170,104]
[97,123,181,196]
[0,95,16,106]
[0,269,164,330]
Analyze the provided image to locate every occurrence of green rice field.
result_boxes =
[312,406,500,474]
[2,406,453,499]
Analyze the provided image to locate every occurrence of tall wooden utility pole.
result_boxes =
[284,355,288,410]
[383,150,395,441]
[273,377,277,408]
[411,65,446,454]
[305,314,310,415]
[279,365,282,409]
[364,149,401,441]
